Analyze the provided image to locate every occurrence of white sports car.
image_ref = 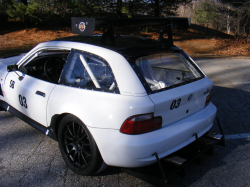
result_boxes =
[0,17,216,176]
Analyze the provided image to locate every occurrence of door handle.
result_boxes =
[36,91,46,97]
[203,89,209,94]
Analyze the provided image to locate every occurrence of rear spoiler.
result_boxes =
[71,17,191,46]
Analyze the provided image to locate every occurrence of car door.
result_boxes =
[3,50,68,127]
[4,71,56,127]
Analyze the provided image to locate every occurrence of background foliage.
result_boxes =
[193,0,250,37]
[0,0,249,37]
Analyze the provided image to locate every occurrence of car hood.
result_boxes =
[0,54,26,67]
[0,54,26,81]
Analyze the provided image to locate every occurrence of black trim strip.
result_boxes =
[35,91,46,97]
[0,85,3,96]
[0,100,57,141]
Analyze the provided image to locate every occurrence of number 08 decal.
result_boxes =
[19,94,28,109]
[170,98,181,110]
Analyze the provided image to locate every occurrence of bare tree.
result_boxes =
[193,0,250,37]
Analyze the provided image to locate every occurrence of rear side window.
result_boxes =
[60,49,118,93]
[135,52,203,91]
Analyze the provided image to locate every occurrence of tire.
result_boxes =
[58,114,104,176]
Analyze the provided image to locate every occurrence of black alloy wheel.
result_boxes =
[58,114,104,176]
[62,121,91,169]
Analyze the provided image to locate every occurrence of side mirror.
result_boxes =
[7,64,26,81]
[7,64,18,72]
[7,64,27,74]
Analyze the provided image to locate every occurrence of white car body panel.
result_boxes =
[149,77,213,127]
[0,54,27,103]
[0,40,217,169]
[47,84,154,128]
[88,103,216,167]
[0,54,26,66]
[4,72,56,125]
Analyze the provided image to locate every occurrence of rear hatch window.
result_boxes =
[135,52,203,92]
[134,51,212,127]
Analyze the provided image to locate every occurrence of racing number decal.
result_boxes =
[170,98,181,110]
[19,94,28,108]
[9,80,15,89]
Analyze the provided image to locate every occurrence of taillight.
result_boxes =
[120,113,162,135]
[205,91,212,107]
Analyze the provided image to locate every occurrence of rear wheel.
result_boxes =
[58,114,104,175]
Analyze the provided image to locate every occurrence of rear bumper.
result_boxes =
[88,103,217,167]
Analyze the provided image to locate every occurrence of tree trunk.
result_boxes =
[227,5,230,34]
[117,0,122,18]
[21,0,28,5]
[181,5,186,17]
[154,0,160,17]
[227,14,230,34]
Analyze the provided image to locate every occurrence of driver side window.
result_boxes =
[59,49,118,93]
[22,50,69,84]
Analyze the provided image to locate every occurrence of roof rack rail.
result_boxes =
[71,17,191,47]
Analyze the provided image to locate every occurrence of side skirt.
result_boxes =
[0,100,57,141]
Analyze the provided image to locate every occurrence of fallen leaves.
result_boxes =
[0,25,249,58]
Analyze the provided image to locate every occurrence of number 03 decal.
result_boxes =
[19,94,28,109]
[170,98,181,110]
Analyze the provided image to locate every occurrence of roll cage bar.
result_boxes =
[71,17,191,47]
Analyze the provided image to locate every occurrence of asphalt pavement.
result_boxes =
[0,58,250,187]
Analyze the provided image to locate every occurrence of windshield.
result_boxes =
[135,52,203,91]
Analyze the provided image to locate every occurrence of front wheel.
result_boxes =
[58,114,104,175]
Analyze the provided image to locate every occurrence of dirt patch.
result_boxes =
[0,23,249,58]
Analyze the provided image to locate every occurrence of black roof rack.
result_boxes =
[71,17,191,47]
